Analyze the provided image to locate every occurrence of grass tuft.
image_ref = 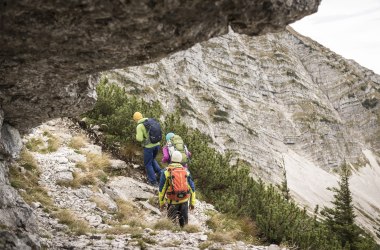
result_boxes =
[206,212,259,244]
[183,224,201,233]
[84,153,111,170]
[199,241,213,250]
[42,131,61,153]
[25,138,44,152]
[114,199,146,227]
[119,142,142,162]
[68,135,87,149]
[208,231,235,243]
[153,218,179,231]
[18,149,38,171]
[53,209,90,235]
[62,152,110,188]
[26,131,61,154]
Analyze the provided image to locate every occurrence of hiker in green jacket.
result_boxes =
[133,112,162,186]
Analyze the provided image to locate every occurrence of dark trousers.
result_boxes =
[167,202,189,227]
[143,145,161,184]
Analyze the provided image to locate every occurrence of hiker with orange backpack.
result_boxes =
[133,112,162,187]
[159,151,196,227]
[162,132,191,168]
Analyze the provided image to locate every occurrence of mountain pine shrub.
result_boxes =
[85,77,162,147]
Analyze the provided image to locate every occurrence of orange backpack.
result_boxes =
[166,166,190,202]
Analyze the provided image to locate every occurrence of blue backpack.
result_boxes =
[143,118,162,143]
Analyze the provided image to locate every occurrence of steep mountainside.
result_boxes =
[103,27,380,238]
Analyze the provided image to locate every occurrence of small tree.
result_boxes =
[320,164,376,249]
[280,168,290,200]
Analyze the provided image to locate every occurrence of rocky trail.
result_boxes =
[15,118,282,250]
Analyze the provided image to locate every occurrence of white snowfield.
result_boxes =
[285,149,380,241]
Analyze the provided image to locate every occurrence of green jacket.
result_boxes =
[135,118,160,148]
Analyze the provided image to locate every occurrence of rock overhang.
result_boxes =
[0,0,321,132]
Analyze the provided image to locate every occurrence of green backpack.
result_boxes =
[169,135,188,164]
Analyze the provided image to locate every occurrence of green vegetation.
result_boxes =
[214,109,229,117]
[206,211,259,244]
[285,69,300,80]
[176,95,195,116]
[153,218,179,231]
[58,152,110,188]
[199,241,213,250]
[68,135,87,149]
[183,224,201,233]
[25,138,44,152]
[53,209,90,235]
[83,152,111,170]
[42,131,61,153]
[26,131,60,154]
[114,199,147,228]
[18,149,38,171]
[362,98,378,109]
[85,77,162,152]
[83,77,378,249]
[321,164,376,249]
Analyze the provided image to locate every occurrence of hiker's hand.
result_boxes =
[190,205,195,210]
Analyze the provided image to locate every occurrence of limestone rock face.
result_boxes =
[0,124,23,160]
[1,0,320,132]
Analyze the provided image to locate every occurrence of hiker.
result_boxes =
[159,151,196,227]
[133,112,162,186]
[162,132,191,168]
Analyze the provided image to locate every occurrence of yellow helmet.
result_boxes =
[133,112,143,122]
